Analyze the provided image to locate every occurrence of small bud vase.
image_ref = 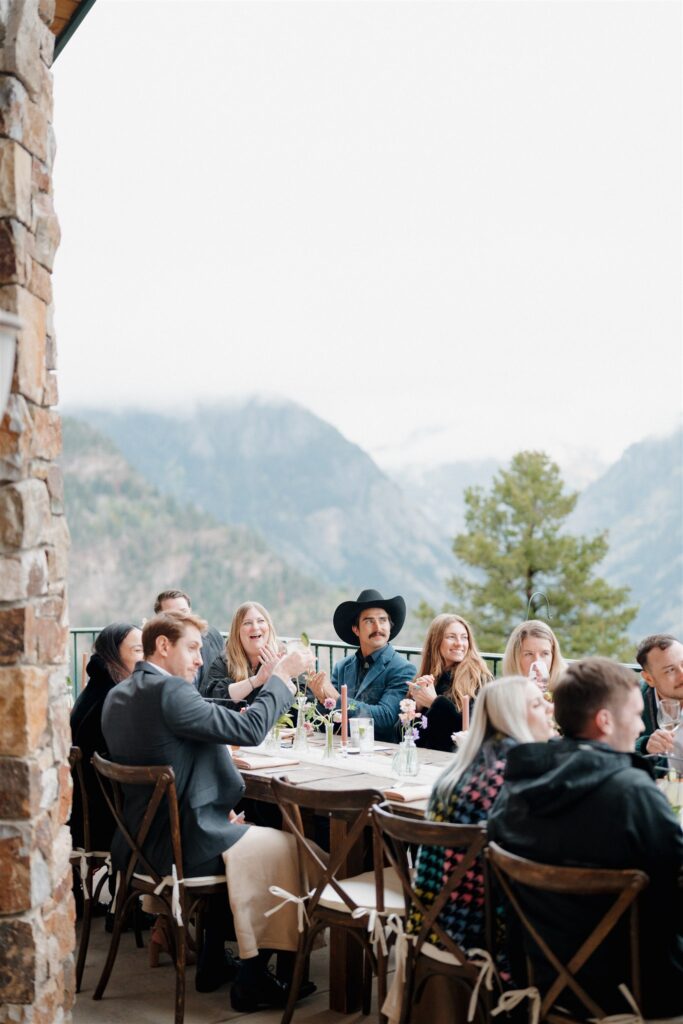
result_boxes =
[392,735,419,777]
[293,697,309,752]
[265,724,281,753]
[322,720,335,760]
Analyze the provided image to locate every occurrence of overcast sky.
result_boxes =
[52,0,682,474]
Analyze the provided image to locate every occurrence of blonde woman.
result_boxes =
[406,676,553,963]
[502,619,565,692]
[407,613,492,751]
[204,602,282,703]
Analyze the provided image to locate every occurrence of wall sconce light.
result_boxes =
[0,311,22,419]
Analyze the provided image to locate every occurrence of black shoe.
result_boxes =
[195,947,241,993]
[230,969,316,1013]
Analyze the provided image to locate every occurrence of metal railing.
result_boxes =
[68,628,506,698]
[69,628,640,699]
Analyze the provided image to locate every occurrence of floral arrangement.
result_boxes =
[398,698,427,742]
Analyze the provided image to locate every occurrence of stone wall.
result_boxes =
[0,1,73,1022]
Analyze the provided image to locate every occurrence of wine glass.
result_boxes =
[657,698,681,733]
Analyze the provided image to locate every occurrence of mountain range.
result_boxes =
[568,428,682,638]
[70,400,450,609]
[62,400,682,645]
[61,417,336,635]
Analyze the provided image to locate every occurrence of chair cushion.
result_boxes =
[133,872,226,888]
[420,941,461,966]
[318,866,405,915]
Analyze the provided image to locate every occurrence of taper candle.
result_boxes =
[341,684,348,748]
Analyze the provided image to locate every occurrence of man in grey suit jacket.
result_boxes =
[308,589,417,742]
[102,609,313,1010]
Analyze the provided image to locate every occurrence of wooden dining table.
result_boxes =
[235,736,454,1013]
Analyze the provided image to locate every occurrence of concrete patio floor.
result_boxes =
[73,919,374,1024]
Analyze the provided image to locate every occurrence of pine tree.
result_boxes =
[443,451,638,658]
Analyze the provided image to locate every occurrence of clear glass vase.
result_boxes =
[392,735,419,776]
[265,724,282,753]
[293,697,309,752]
[322,721,335,760]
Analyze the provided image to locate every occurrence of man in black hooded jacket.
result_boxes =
[488,656,683,1019]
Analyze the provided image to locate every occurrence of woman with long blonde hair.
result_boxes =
[405,676,554,965]
[502,619,565,692]
[204,601,282,703]
[407,613,492,751]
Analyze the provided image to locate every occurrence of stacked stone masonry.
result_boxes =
[0,1,74,1022]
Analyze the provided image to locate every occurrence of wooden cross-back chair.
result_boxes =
[485,841,649,1023]
[271,775,403,1024]
[372,803,494,1024]
[68,746,115,992]
[91,753,227,1024]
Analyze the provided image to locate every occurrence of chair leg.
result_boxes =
[93,891,136,1001]
[376,945,388,1023]
[173,924,187,1024]
[281,926,319,1024]
[362,949,374,1016]
[133,899,144,949]
[75,870,95,993]
[397,957,416,1024]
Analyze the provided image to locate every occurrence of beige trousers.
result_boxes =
[222,825,325,960]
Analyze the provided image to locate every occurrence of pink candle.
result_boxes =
[341,684,348,748]
[462,695,470,731]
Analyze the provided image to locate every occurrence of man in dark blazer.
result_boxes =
[102,609,313,1009]
[308,589,416,742]
[635,633,683,757]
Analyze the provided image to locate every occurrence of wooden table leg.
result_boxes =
[329,815,364,1013]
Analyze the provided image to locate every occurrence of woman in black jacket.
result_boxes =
[70,622,142,851]
[204,602,282,705]
[409,613,492,751]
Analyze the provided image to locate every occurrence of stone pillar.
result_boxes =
[0,1,73,1022]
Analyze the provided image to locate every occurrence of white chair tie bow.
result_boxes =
[71,848,90,895]
[351,906,389,955]
[466,947,496,1022]
[71,849,112,900]
[385,913,417,986]
[153,864,184,927]
[265,885,315,932]
[492,986,541,1024]
[588,984,644,1024]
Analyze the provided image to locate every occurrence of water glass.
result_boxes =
[349,717,374,753]
[657,699,681,734]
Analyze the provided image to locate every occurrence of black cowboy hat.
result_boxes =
[333,589,406,647]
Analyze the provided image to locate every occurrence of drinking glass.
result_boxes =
[657,699,681,734]
[349,717,374,753]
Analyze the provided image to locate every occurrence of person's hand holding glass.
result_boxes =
[647,699,681,756]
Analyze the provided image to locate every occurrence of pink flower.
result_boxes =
[323,697,336,711]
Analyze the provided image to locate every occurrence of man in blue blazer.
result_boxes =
[309,589,416,742]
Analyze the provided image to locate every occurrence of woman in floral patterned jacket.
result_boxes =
[407,676,554,957]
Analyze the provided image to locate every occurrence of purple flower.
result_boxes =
[411,727,420,742]
[420,715,428,729]
[323,697,336,711]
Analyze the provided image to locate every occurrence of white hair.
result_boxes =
[432,676,536,804]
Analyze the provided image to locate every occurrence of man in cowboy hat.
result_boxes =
[308,589,416,742]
